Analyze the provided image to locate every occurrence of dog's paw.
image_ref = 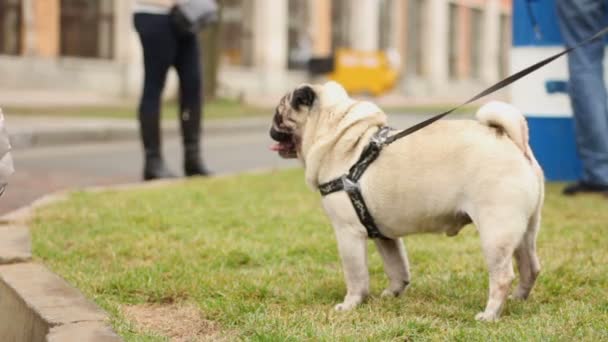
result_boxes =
[509,288,530,301]
[334,302,357,311]
[333,295,364,311]
[381,281,409,298]
[509,293,526,301]
[475,311,500,322]
[381,289,400,298]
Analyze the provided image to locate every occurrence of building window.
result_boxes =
[449,5,483,81]
[470,8,483,79]
[448,3,458,79]
[406,0,425,76]
[60,0,114,59]
[220,0,254,67]
[499,13,511,78]
[332,0,351,50]
[287,0,310,70]
[378,0,393,50]
[0,0,21,55]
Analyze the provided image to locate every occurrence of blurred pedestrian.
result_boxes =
[134,0,211,180]
[556,0,608,196]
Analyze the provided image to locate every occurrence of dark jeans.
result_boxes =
[556,0,608,185]
[134,13,203,156]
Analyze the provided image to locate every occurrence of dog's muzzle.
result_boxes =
[270,127,292,142]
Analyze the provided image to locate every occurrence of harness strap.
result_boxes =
[343,177,388,239]
[318,177,343,196]
[319,127,392,240]
[348,126,392,180]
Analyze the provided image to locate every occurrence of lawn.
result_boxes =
[31,169,608,341]
[5,99,478,121]
[5,98,270,121]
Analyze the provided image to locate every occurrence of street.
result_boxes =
[2,132,297,215]
[1,114,428,215]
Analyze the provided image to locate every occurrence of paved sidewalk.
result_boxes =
[1,85,498,150]
[0,89,128,108]
[5,115,272,150]
[4,111,452,150]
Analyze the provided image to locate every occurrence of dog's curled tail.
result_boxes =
[477,101,544,222]
[476,101,535,161]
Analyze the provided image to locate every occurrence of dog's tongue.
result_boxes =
[269,143,282,151]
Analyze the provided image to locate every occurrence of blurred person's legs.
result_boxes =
[557,0,608,195]
[174,29,211,176]
[134,13,177,180]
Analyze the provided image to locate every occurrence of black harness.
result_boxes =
[316,25,608,240]
[318,126,393,239]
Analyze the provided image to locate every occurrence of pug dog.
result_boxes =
[269,81,544,321]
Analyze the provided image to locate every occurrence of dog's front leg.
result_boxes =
[334,225,369,311]
[374,238,410,297]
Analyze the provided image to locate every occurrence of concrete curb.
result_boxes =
[0,192,70,225]
[0,225,30,265]
[0,263,121,342]
[0,169,282,341]
[7,117,271,150]
[0,198,122,341]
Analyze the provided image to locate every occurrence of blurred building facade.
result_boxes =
[0,0,142,100]
[0,0,511,102]
[220,0,512,100]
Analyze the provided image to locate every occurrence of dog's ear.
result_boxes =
[290,86,316,110]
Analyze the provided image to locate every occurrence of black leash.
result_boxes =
[384,25,608,145]
[319,25,608,240]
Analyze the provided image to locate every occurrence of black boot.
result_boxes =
[563,181,608,196]
[184,143,211,177]
[140,111,176,181]
[144,157,175,180]
[144,154,176,180]
[180,103,211,177]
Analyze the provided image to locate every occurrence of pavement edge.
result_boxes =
[0,190,123,341]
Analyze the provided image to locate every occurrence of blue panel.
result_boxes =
[527,116,582,181]
[513,0,608,47]
[513,0,564,47]
[545,80,568,94]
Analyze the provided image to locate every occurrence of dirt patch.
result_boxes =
[122,303,230,341]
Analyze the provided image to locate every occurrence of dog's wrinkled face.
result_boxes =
[269,85,316,159]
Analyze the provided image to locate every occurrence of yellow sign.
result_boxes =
[327,49,399,96]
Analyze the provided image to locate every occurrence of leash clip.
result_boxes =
[341,175,359,192]
[370,126,390,148]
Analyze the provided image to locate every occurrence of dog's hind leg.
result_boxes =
[334,225,370,311]
[512,206,542,300]
[374,238,411,297]
[475,212,527,322]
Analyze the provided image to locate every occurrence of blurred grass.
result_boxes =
[30,169,608,341]
[4,98,270,121]
[5,99,479,121]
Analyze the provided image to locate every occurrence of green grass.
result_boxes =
[5,100,477,121]
[31,169,608,341]
[5,98,271,121]
[382,104,480,116]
